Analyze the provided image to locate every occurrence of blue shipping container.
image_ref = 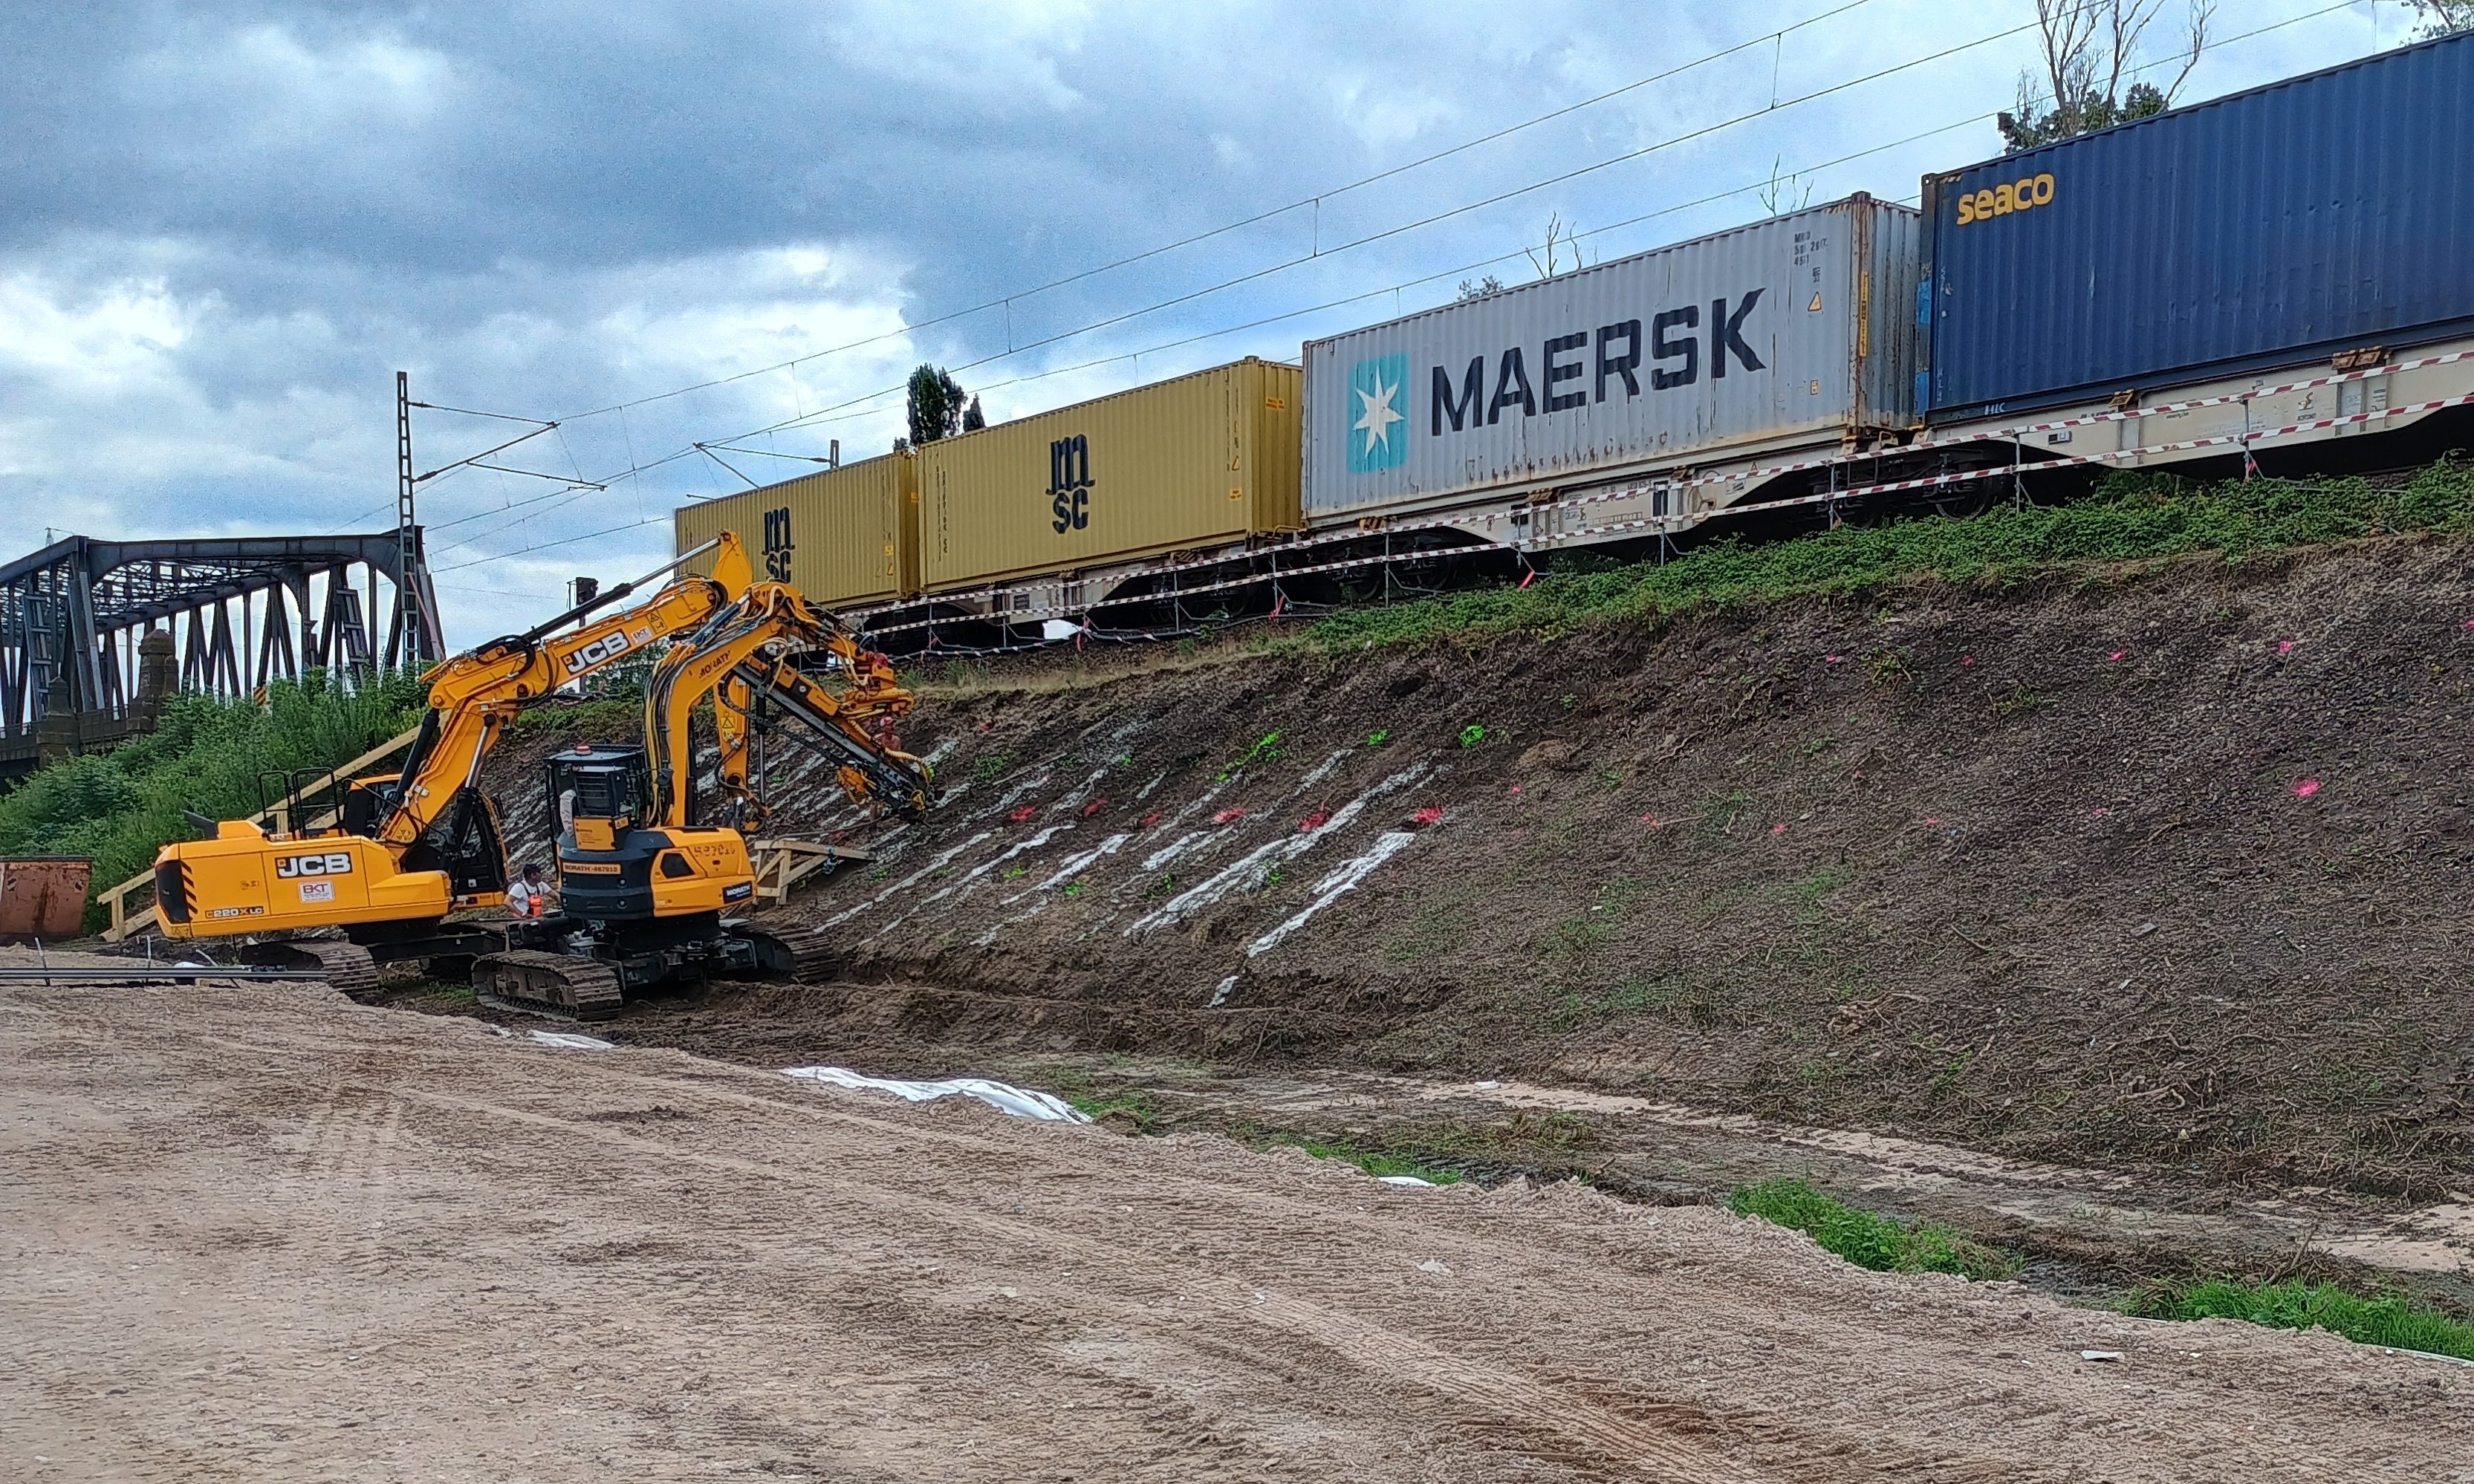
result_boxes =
[1921,31,2474,422]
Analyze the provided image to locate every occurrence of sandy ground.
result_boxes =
[3,966,2467,1483]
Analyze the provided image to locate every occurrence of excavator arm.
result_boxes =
[640,580,928,833]
[375,534,756,854]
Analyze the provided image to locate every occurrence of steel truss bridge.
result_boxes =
[0,529,443,776]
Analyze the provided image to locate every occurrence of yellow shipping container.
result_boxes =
[672,452,918,611]
[917,357,1300,592]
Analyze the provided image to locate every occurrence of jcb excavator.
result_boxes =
[478,576,931,1015]
[152,533,932,1015]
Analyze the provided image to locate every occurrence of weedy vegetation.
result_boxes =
[1727,1178,2019,1280]
[1308,463,2474,649]
[2132,1278,2474,1361]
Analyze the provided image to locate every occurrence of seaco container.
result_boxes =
[915,357,1300,592]
[674,452,918,611]
[1302,195,1918,522]
[1922,31,2474,423]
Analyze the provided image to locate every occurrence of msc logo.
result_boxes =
[1347,354,1409,473]
[760,505,795,580]
[563,630,632,674]
[1048,435,1092,534]
[1956,173,2057,225]
[275,851,354,879]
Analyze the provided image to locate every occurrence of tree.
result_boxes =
[961,394,986,432]
[906,364,967,446]
[1757,155,1813,217]
[1998,0,2212,152]
[1525,212,1585,280]
[2406,1,2474,36]
[1455,275,1506,302]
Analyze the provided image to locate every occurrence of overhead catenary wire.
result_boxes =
[434,19,2050,564]
[533,0,1887,430]
[431,0,2360,574]
[425,111,2004,576]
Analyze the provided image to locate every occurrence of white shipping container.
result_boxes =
[1302,195,1920,522]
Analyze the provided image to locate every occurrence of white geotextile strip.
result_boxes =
[783,1065,1091,1123]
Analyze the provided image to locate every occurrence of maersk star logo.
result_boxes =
[1346,354,1409,472]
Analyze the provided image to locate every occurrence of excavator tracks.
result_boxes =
[743,925,837,985]
[473,951,625,1021]
[238,938,382,1000]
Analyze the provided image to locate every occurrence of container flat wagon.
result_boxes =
[1917,29,2474,481]
[669,34,2474,642]
[913,357,1302,625]
[1300,194,1920,557]
[674,451,918,612]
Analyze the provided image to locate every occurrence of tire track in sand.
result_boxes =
[386,1077,2044,1483]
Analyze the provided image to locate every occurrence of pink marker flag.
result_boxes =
[2294,779,2322,799]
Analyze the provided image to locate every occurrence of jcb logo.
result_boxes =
[760,506,794,581]
[1047,435,1091,534]
[1955,172,2056,225]
[563,631,632,674]
[275,852,354,879]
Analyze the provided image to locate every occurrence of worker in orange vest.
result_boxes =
[507,862,551,920]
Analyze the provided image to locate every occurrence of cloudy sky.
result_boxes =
[0,0,2407,645]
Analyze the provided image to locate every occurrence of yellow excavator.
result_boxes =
[481,575,930,1013]
[152,533,932,1015]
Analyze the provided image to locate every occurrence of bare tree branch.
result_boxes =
[2160,0,2213,104]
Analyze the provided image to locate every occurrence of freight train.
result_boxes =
[677,31,2474,648]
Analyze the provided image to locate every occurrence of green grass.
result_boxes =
[1307,462,2474,649]
[1272,1135,1465,1185]
[2133,1278,2474,1361]
[1067,1088,1163,1132]
[1728,1177,2019,1280]
[0,670,426,925]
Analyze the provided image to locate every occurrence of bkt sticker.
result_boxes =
[275,851,354,879]
[297,880,336,904]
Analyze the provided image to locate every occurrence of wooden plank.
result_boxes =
[747,839,869,903]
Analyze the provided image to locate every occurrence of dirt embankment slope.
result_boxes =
[5,972,2466,1482]
[489,536,2474,1200]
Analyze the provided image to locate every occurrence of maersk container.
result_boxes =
[1922,30,2474,423]
[1302,195,1918,522]
[673,451,916,611]
[916,357,1300,592]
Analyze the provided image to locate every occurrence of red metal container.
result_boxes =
[0,857,93,942]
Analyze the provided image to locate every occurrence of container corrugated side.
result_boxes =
[672,452,912,611]
[917,358,1302,591]
[1302,195,1918,523]
[1923,30,2474,421]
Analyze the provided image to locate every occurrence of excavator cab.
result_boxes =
[548,745,652,853]
[548,744,756,925]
